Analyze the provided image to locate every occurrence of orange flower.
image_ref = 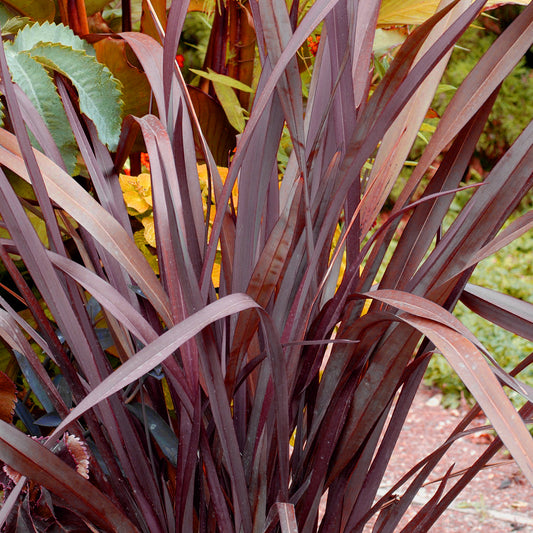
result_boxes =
[140,152,150,171]
[176,54,185,68]
[307,34,320,56]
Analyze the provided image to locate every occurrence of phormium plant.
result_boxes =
[0,0,532,532]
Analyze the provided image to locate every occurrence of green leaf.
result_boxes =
[0,0,54,22]
[11,21,94,56]
[4,47,78,173]
[419,122,436,133]
[212,80,246,133]
[0,4,17,26]
[0,16,32,35]
[28,43,123,151]
[85,0,115,16]
[373,28,407,56]
[189,67,254,93]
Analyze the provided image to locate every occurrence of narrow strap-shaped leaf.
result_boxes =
[46,293,265,531]
[258,1,306,170]
[400,314,533,486]
[0,310,69,419]
[460,284,533,342]
[0,420,140,532]
[199,427,235,531]
[226,179,303,391]
[363,289,533,401]
[393,1,533,213]
[162,0,189,110]
[49,293,260,439]
[378,94,495,292]
[276,502,299,533]
[0,128,172,325]
[46,250,158,345]
[361,0,473,237]
[412,120,533,296]
[455,210,533,276]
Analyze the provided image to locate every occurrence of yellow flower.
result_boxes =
[141,215,156,248]
[121,164,230,288]
[119,173,153,214]
[197,164,229,196]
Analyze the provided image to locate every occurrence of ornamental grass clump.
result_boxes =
[0,1,532,532]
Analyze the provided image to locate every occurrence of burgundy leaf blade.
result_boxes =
[0,421,139,532]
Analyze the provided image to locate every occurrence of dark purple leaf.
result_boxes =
[126,403,179,467]
[461,284,533,342]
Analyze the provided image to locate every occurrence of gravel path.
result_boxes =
[373,385,533,532]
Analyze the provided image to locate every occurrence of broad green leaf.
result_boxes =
[28,43,123,151]
[0,0,54,22]
[11,21,94,56]
[373,28,407,56]
[4,47,78,173]
[212,80,247,133]
[190,68,255,93]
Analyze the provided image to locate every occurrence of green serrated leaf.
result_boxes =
[212,81,246,133]
[1,16,32,35]
[12,21,94,56]
[190,67,254,93]
[4,47,78,173]
[28,44,123,151]
[0,0,55,22]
